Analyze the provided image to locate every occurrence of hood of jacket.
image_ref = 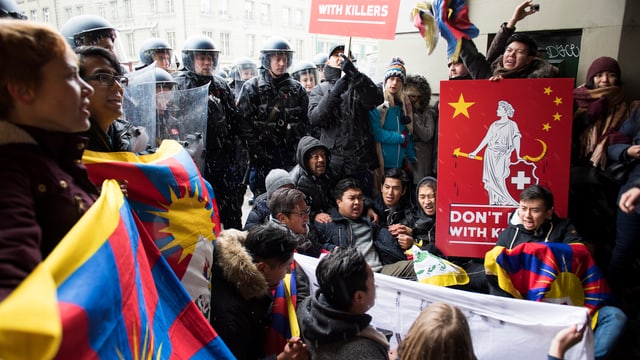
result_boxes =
[213,229,269,300]
[298,290,372,346]
[296,135,331,172]
[491,56,558,79]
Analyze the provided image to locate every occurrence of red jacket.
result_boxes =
[0,121,99,301]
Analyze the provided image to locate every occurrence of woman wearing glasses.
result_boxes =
[0,20,99,300]
[75,45,133,152]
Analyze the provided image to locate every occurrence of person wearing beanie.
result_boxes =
[569,54,637,271]
[457,0,557,80]
[243,168,295,231]
[369,57,416,195]
[308,43,383,197]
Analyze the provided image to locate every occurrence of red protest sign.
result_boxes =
[436,78,574,258]
[308,0,401,40]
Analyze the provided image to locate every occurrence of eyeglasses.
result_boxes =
[85,73,128,87]
[290,207,311,217]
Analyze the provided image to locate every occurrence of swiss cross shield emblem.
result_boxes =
[507,159,540,204]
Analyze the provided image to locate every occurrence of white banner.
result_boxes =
[295,254,594,360]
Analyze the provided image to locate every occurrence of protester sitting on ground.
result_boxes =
[244,168,295,231]
[268,188,323,257]
[372,168,414,251]
[290,136,338,223]
[404,177,488,293]
[314,178,416,280]
[297,248,389,359]
[458,0,557,80]
[395,302,585,360]
[76,46,133,152]
[489,184,627,360]
[0,20,99,301]
[210,225,308,360]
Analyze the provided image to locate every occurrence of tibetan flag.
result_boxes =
[485,242,611,313]
[264,265,299,356]
[411,1,439,55]
[410,246,470,286]
[433,0,479,62]
[0,180,234,359]
[83,140,218,319]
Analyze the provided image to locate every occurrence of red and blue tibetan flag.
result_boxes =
[434,0,479,62]
[485,242,611,313]
[83,140,218,318]
[0,180,234,359]
[265,265,299,356]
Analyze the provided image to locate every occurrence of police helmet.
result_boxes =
[291,61,318,81]
[230,57,258,82]
[181,34,219,74]
[139,37,173,65]
[0,0,26,19]
[154,68,176,87]
[259,36,293,71]
[60,14,117,49]
[312,52,328,69]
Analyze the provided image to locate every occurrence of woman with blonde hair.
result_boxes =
[398,302,476,360]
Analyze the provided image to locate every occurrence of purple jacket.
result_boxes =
[0,121,99,301]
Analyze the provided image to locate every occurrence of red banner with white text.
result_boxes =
[308,0,401,39]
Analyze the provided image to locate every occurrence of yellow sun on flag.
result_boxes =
[149,185,216,263]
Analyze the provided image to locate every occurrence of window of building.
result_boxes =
[220,32,230,57]
[124,0,132,18]
[244,0,254,21]
[76,5,83,14]
[126,33,135,58]
[260,2,270,23]
[110,1,118,20]
[42,7,50,23]
[166,31,176,49]
[166,0,175,14]
[247,34,255,58]
[64,7,72,21]
[203,30,213,39]
[150,0,157,13]
[218,0,228,16]
[282,7,290,27]
[97,3,105,17]
[29,9,37,21]
[296,39,304,58]
[294,9,303,27]
[201,0,211,15]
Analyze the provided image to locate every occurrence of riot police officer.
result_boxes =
[228,57,258,99]
[60,14,118,54]
[312,52,328,82]
[237,36,309,197]
[173,34,244,230]
[0,0,26,19]
[138,37,173,72]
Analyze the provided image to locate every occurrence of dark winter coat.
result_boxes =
[172,70,240,162]
[237,71,309,169]
[82,118,132,152]
[297,291,389,360]
[210,229,275,360]
[496,213,583,250]
[372,196,413,229]
[243,192,270,231]
[291,136,337,219]
[308,69,383,176]
[314,208,406,265]
[607,107,640,194]
[460,23,558,80]
[0,122,99,301]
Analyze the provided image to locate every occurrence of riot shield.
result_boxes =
[123,64,156,152]
[159,82,209,173]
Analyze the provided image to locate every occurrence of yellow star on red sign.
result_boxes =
[554,97,563,106]
[544,86,552,95]
[543,123,551,131]
[448,94,475,118]
[553,112,562,121]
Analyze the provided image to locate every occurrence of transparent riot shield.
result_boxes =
[123,65,156,152]
[159,82,209,173]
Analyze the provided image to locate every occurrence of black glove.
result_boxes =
[339,54,359,79]
[332,76,349,96]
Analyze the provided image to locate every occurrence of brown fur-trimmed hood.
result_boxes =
[213,229,269,300]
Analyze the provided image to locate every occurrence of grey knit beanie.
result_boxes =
[265,168,294,199]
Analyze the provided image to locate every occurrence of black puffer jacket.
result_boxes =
[237,71,309,168]
[308,68,383,176]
